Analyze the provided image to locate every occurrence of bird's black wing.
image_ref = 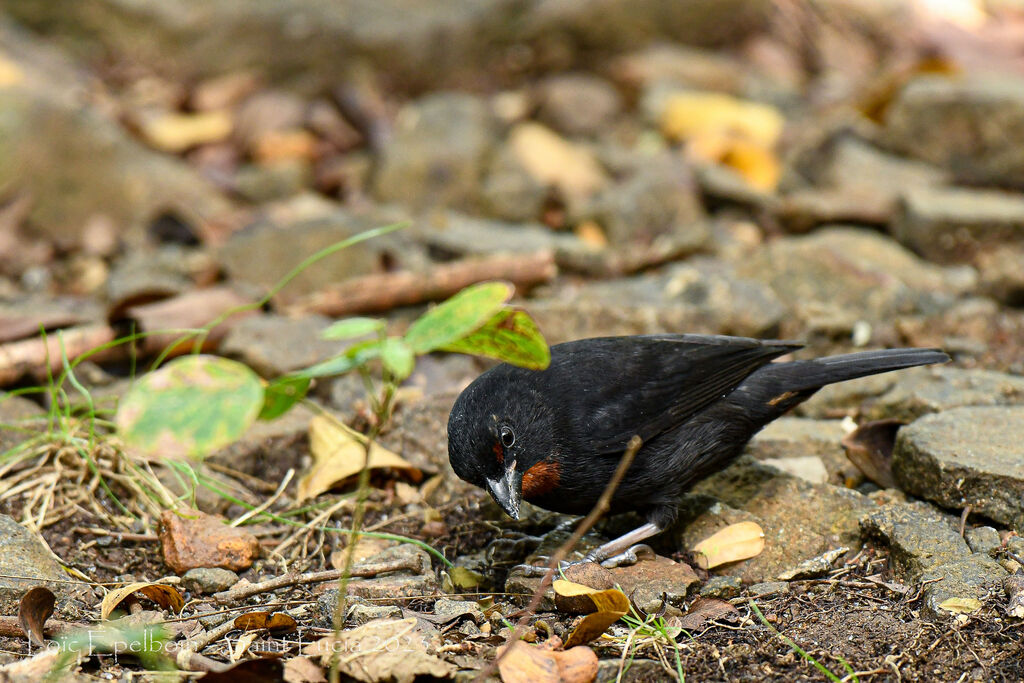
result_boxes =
[545,335,802,455]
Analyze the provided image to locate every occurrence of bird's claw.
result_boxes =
[509,559,574,577]
[593,543,656,568]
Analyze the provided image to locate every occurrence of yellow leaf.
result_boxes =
[509,122,608,198]
[0,52,24,87]
[100,582,184,620]
[937,597,983,614]
[693,521,765,569]
[553,581,630,647]
[140,110,233,152]
[660,92,783,148]
[297,416,421,501]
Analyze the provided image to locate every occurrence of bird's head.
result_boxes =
[447,367,559,520]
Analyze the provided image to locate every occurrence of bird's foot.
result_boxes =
[589,543,656,568]
[510,544,657,577]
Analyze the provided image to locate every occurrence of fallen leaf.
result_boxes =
[233,611,298,634]
[201,658,285,682]
[937,597,983,614]
[140,110,233,153]
[440,308,550,370]
[574,220,608,248]
[660,92,782,148]
[298,416,422,501]
[498,639,598,683]
[252,129,318,162]
[673,597,739,631]
[692,521,765,569]
[305,618,454,683]
[443,566,486,592]
[18,586,55,646]
[509,122,609,199]
[0,51,25,87]
[553,581,630,647]
[841,419,904,488]
[284,656,327,683]
[100,582,184,620]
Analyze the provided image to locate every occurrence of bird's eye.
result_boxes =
[500,425,515,448]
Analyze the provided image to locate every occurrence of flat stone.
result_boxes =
[346,601,403,625]
[892,407,1024,529]
[733,226,966,334]
[797,373,902,419]
[801,136,949,199]
[860,503,969,582]
[745,417,851,484]
[373,92,497,210]
[866,367,1024,422]
[220,313,341,376]
[413,211,586,258]
[965,526,1001,556]
[921,554,1007,620]
[884,74,1024,188]
[534,73,622,137]
[699,575,744,599]
[607,556,699,615]
[433,598,483,623]
[749,581,789,598]
[181,567,239,594]
[674,458,872,583]
[775,188,894,233]
[894,186,1024,264]
[0,515,89,616]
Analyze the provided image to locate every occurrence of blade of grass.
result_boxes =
[749,600,850,683]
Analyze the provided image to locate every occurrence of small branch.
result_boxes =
[212,556,421,603]
[476,435,643,682]
[0,323,118,386]
[287,250,557,317]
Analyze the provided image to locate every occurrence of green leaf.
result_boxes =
[380,337,414,380]
[115,355,264,459]
[259,375,311,420]
[441,308,550,369]
[403,281,513,354]
[321,317,385,341]
[293,340,382,379]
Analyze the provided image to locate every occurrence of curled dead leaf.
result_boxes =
[937,597,983,614]
[553,580,630,648]
[841,418,903,488]
[498,639,598,683]
[674,597,739,631]
[233,611,298,634]
[692,521,765,570]
[100,582,184,620]
[18,586,55,646]
[299,416,422,501]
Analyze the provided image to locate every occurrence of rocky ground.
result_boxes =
[1,0,1024,681]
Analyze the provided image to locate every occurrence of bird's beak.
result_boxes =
[486,465,522,520]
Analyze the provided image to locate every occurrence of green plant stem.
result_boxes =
[748,600,850,683]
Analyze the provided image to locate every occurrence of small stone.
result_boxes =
[345,574,438,603]
[749,581,789,598]
[373,92,497,210]
[433,598,483,623]
[865,367,1024,422]
[893,406,1024,529]
[535,73,622,137]
[234,160,312,202]
[777,547,849,581]
[221,314,341,376]
[761,456,828,484]
[182,568,239,594]
[159,509,260,574]
[607,556,699,614]
[965,527,1002,556]
[0,515,89,616]
[346,601,403,625]
[747,417,850,483]
[893,186,1024,264]
[699,576,744,599]
[921,554,1007,620]
[884,74,1024,188]
[861,503,969,582]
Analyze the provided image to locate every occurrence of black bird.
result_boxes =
[447,334,949,565]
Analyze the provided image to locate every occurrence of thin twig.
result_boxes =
[476,435,643,682]
[231,469,294,527]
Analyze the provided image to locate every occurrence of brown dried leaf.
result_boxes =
[18,586,55,646]
[200,658,285,682]
[100,582,184,620]
[140,111,233,153]
[674,597,739,631]
[233,611,298,634]
[298,416,422,502]
[283,656,327,683]
[841,419,903,488]
[692,521,765,570]
[498,640,598,683]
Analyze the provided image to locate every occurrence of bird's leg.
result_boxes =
[582,522,664,566]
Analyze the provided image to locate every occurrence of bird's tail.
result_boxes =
[767,347,949,394]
